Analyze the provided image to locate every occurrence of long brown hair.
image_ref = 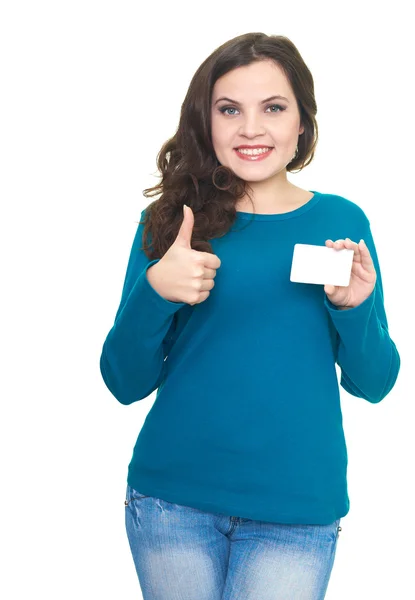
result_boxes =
[140,32,318,260]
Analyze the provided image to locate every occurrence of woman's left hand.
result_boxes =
[324,238,377,309]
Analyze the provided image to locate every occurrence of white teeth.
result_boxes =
[236,147,271,155]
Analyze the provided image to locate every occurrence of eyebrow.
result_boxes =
[214,94,289,106]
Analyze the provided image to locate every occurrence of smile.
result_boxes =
[234,147,274,161]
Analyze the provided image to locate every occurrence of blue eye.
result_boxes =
[219,104,286,116]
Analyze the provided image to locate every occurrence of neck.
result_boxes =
[236,180,300,213]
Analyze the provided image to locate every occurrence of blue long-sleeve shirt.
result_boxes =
[99,190,400,525]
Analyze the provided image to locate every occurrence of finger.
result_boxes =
[327,239,337,249]
[332,239,346,250]
[359,239,376,272]
[344,237,357,249]
[327,239,349,253]
[344,238,361,263]
[203,267,217,279]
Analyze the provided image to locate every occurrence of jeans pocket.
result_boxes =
[124,484,151,506]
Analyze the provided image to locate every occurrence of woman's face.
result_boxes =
[210,60,304,183]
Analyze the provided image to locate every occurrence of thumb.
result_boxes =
[175,204,194,248]
[324,284,336,296]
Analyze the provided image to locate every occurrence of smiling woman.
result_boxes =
[99,30,400,600]
[210,57,310,212]
[211,62,299,184]
[137,32,319,261]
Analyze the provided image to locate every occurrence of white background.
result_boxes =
[1,1,413,598]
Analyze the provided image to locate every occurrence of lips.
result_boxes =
[234,147,274,161]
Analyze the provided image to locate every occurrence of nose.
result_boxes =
[238,111,266,138]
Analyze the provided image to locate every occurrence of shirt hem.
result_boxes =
[126,475,349,526]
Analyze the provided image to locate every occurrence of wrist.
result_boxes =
[146,263,161,289]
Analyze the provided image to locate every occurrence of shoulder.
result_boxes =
[318,191,370,227]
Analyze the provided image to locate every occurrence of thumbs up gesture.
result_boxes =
[146,205,221,305]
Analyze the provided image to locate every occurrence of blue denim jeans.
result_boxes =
[125,484,341,600]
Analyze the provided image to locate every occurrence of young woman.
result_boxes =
[100,32,400,600]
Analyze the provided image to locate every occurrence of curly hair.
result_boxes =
[139,32,318,260]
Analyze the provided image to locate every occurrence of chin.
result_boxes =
[231,163,280,181]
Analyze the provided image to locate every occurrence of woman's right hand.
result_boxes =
[146,205,221,305]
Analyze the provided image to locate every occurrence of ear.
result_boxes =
[299,125,304,135]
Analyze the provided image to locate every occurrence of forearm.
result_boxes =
[100,261,183,405]
[325,289,400,402]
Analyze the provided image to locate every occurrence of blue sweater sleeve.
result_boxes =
[99,210,186,405]
[324,223,400,403]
